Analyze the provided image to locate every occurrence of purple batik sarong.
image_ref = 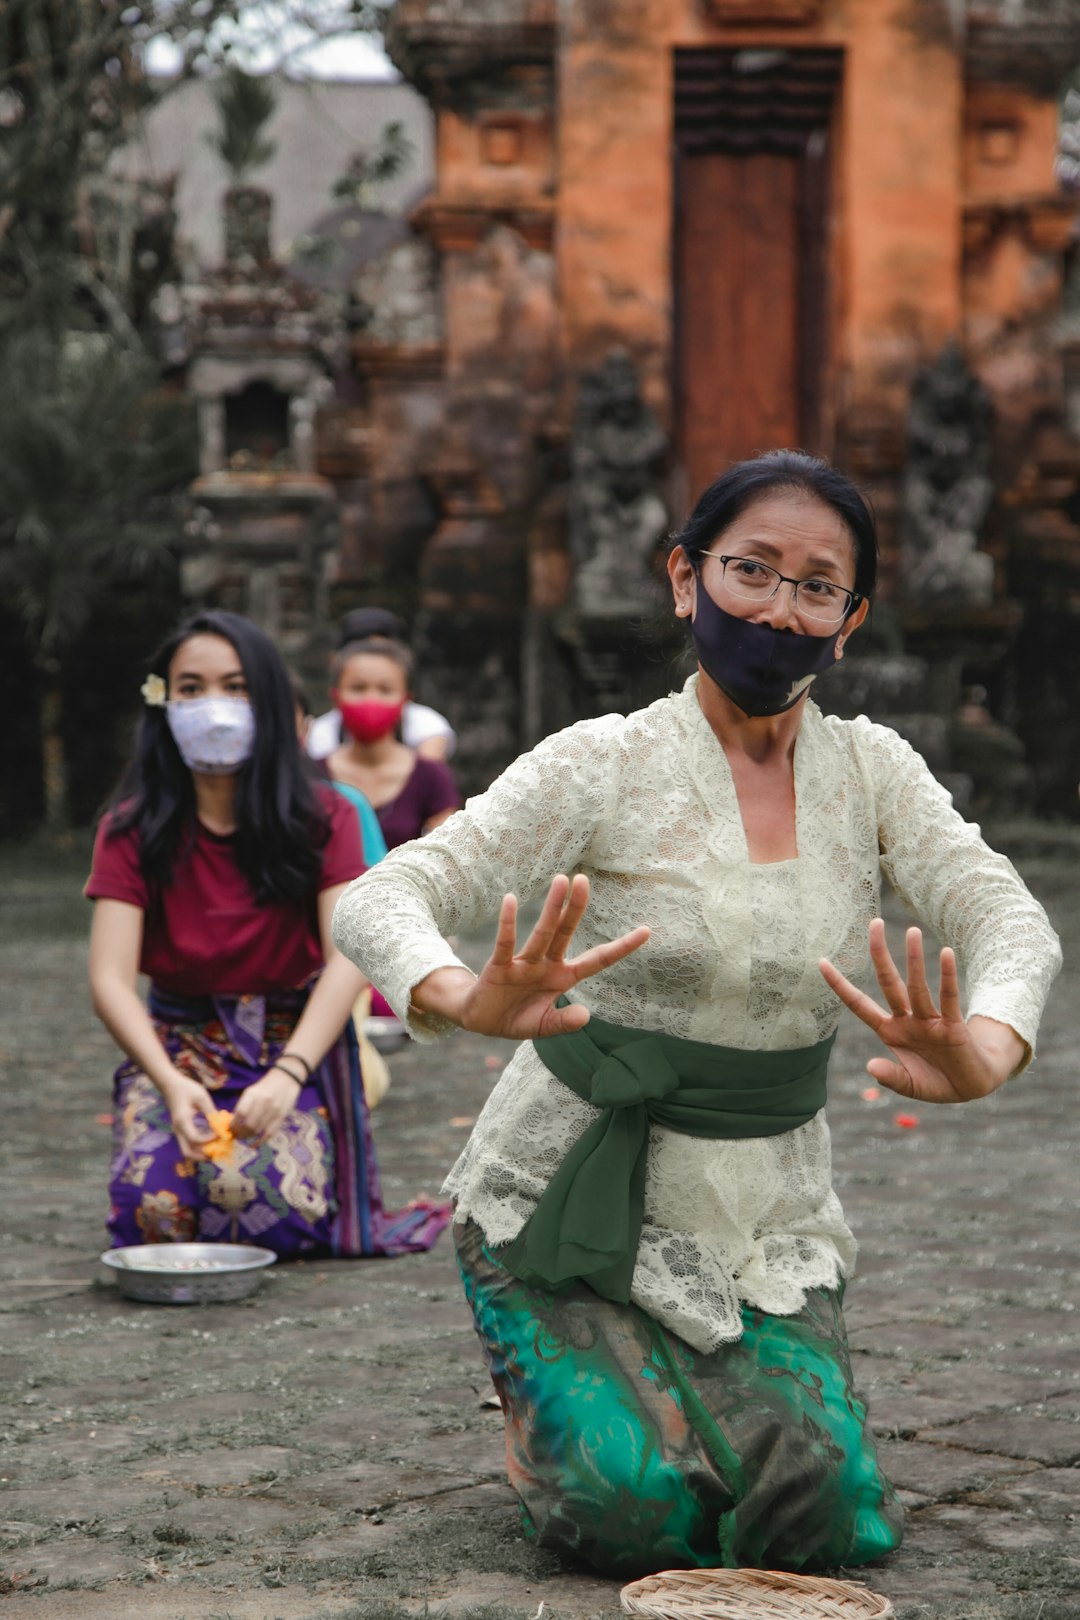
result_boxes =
[107,984,451,1258]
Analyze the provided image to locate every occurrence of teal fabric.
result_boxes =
[331,781,388,867]
[499,1009,834,1303]
[457,1219,904,1577]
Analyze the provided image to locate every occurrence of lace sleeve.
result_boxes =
[331,717,617,1042]
[852,717,1062,1066]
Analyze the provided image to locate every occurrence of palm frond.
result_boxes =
[207,68,278,181]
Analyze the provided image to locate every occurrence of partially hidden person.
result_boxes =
[323,633,461,853]
[293,670,388,870]
[307,607,456,763]
[322,631,462,1050]
[86,609,450,1258]
[293,671,391,1106]
[330,451,1061,1577]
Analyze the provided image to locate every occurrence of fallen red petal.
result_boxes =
[94,1113,114,1126]
[860,1087,881,1102]
[894,1112,920,1129]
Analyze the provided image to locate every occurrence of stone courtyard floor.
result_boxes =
[0,830,1077,1620]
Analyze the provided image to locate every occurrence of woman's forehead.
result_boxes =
[169,633,241,675]
[340,652,407,683]
[718,491,855,569]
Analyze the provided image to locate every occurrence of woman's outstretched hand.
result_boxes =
[414,873,650,1041]
[819,918,1024,1103]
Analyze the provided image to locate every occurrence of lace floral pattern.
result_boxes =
[333,675,1061,1352]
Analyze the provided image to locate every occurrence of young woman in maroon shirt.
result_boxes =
[326,637,460,852]
[86,610,449,1258]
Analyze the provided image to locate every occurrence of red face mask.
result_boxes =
[335,694,405,744]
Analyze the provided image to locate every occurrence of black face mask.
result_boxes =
[690,569,843,718]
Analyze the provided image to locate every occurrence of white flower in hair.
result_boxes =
[141,673,167,707]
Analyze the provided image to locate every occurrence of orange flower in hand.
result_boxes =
[201,1109,236,1163]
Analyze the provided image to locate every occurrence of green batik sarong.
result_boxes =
[456,1220,903,1579]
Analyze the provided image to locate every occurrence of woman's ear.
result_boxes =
[667,546,696,619]
[836,597,870,657]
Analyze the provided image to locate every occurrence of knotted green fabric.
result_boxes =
[498,1008,835,1303]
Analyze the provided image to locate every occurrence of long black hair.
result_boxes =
[670,450,878,603]
[108,609,330,903]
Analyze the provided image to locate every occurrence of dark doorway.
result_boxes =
[225,379,290,467]
[673,48,842,505]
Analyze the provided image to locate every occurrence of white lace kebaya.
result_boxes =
[332,675,1061,1353]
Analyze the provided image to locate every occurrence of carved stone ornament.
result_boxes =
[700,0,821,23]
[224,185,274,275]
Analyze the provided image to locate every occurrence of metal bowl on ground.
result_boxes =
[363,1013,409,1054]
[100,1242,277,1305]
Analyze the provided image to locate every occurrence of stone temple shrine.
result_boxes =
[185,0,1080,813]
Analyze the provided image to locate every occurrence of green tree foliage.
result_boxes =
[1,1,212,334]
[0,332,196,669]
[290,120,414,273]
[0,331,198,829]
[331,119,414,206]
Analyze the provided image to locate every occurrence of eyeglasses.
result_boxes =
[699,552,862,624]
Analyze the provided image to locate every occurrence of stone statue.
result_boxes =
[569,348,668,617]
[1055,84,1080,192]
[899,341,995,606]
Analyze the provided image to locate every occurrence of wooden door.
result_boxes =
[673,48,841,507]
[676,149,800,500]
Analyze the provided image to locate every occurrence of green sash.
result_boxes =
[498,1009,835,1303]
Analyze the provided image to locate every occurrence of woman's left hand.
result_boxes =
[231,1068,302,1143]
[819,918,1025,1103]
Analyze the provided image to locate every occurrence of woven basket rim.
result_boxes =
[619,1566,894,1620]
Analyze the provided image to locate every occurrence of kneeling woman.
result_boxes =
[332,453,1060,1575]
[86,610,449,1258]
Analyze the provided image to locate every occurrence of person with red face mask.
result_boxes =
[307,607,457,764]
[327,637,460,852]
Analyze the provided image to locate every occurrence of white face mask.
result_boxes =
[165,696,256,774]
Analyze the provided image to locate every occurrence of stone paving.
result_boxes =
[0,833,1077,1620]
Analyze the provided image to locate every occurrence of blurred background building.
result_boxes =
[5,0,1080,829]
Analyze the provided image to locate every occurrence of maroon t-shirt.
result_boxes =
[375,757,460,850]
[85,787,364,996]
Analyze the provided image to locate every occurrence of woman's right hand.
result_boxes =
[160,1070,218,1160]
[418,873,650,1041]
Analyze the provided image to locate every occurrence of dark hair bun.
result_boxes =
[337,608,404,648]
